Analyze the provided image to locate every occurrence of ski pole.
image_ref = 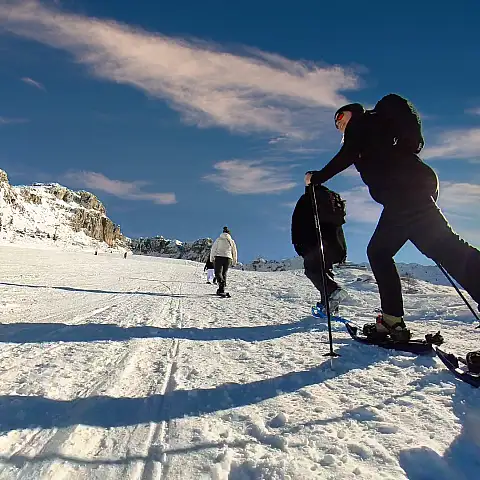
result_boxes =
[309,184,339,357]
[436,262,480,327]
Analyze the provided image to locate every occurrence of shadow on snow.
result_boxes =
[0,342,372,434]
[0,316,342,344]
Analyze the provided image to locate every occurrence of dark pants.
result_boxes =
[303,247,338,304]
[214,256,231,291]
[367,198,480,317]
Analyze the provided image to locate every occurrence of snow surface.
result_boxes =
[0,245,479,479]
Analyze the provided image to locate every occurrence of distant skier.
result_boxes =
[204,258,215,284]
[292,185,348,313]
[305,95,480,342]
[210,226,238,295]
[124,252,127,259]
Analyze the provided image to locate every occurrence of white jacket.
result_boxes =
[210,233,238,265]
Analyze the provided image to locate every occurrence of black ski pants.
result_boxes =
[303,247,338,304]
[214,256,231,291]
[367,198,480,317]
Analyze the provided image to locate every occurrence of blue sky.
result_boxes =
[1,0,479,264]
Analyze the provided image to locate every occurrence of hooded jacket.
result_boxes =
[210,233,238,264]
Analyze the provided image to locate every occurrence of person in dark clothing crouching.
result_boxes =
[292,185,348,313]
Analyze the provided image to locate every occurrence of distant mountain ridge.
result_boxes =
[0,167,455,289]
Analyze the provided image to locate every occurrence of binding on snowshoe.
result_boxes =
[466,351,480,374]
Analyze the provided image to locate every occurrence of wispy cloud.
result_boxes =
[465,107,480,116]
[62,171,177,204]
[204,160,297,194]
[422,128,480,161]
[339,186,382,223]
[21,76,45,90]
[339,165,361,179]
[0,116,29,125]
[0,0,359,139]
[438,181,480,244]
[439,181,480,213]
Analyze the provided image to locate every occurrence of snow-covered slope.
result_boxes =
[242,257,459,289]
[0,169,127,252]
[0,245,479,479]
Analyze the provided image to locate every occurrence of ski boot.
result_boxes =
[315,288,347,315]
[466,351,480,374]
[364,313,411,343]
[316,302,339,316]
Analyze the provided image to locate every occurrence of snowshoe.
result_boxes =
[346,322,435,355]
[436,348,480,388]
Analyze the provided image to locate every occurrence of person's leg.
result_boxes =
[216,257,229,293]
[367,208,409,319]
[214,257,223,288]
[207,269,215,283]
[304,248,338,304]
[407,200,480,306]
[222,258,232,288]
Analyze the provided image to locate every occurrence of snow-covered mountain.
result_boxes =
[241,257,457,289]
[0,168,128,252]
[130,236,213,262]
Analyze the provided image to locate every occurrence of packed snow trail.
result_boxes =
[0,246,479,479]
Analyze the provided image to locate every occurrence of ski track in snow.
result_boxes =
[0,246,480,479]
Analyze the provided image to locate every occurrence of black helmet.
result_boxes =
[334,103,365,124]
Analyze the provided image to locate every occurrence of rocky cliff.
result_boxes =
[130,236,213,262]
[0,168,126,250]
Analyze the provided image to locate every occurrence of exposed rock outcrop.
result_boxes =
[130,236,212,262]
[0,168,127,249]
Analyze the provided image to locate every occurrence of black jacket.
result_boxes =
[291,187,347,264]
[310,113,439,206]
[204,259,214,271]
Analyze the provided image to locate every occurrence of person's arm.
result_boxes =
[231,239,238,265]
[308,118,362,184]
[309,143,357,185]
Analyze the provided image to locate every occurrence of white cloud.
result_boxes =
[438,182,480,245]
[438,181,480,214]
[465,107,480,116]
[21,76,45,90]
[339,165,361,179]
[339,186,381,223]
[0,0,359,139]
[204,160,297,194]
[62,171,177,204]
[422,128,480,161]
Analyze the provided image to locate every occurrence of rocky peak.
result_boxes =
[0,168,126,250]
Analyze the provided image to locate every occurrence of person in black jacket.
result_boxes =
[292,185,348,313]
[305,101,480,341]
[204,258,216,284]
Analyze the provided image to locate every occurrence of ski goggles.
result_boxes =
[334,111,345,128]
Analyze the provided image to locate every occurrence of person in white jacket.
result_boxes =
[210,226,238,294]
